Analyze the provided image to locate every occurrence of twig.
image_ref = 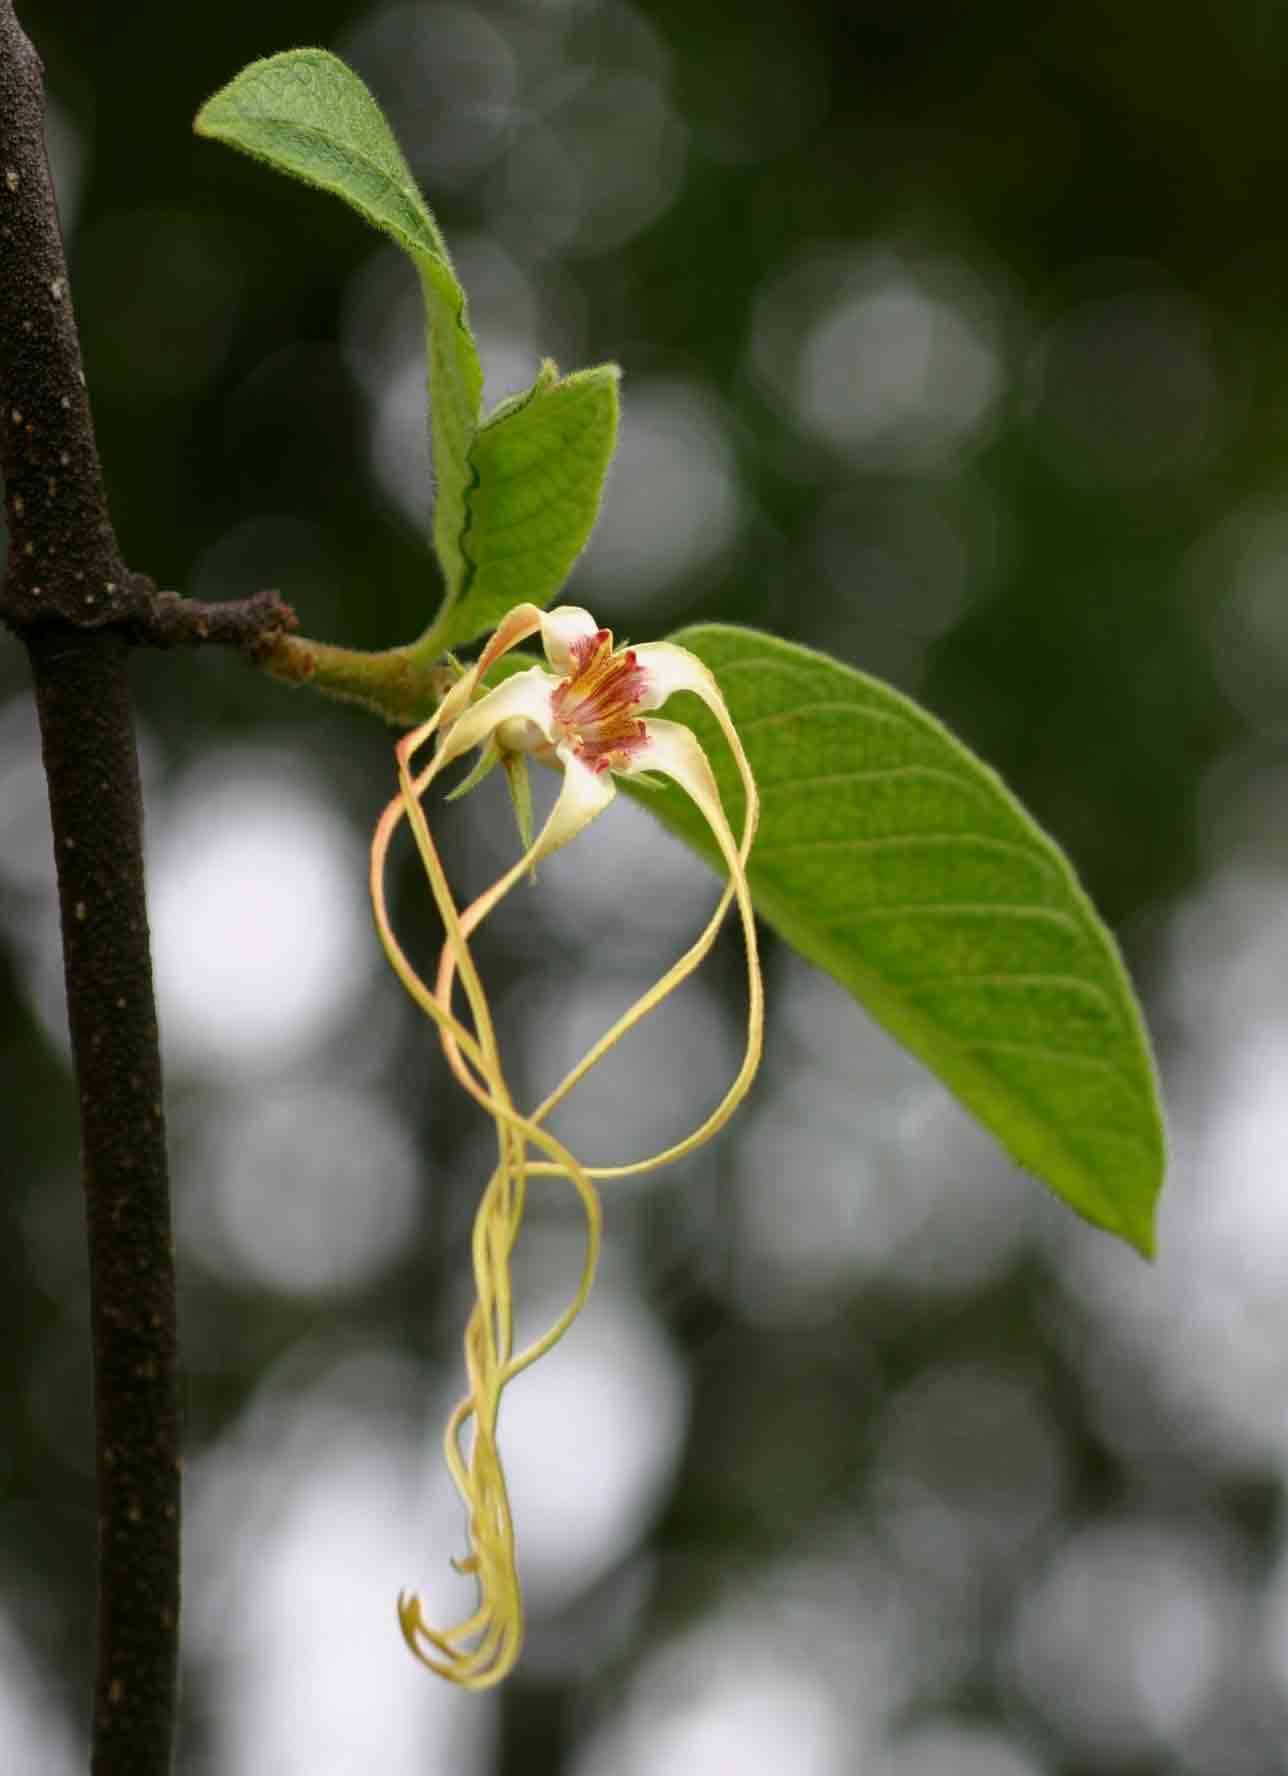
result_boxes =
[127,585,299,657]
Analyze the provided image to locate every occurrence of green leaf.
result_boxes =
[633,625,1167,1255]
[194,48,445,257]
[435,362,621,652]
[195,49,483,602]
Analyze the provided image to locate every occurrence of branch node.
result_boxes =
[128,586,300,659]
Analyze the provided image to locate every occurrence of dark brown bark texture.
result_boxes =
[0,10,137,629]
[0,8,179,1771]
[29,623,181,1775]
[0,8,296,649]
[1,9,301,1765]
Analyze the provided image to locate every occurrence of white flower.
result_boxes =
[370,602,762,1690]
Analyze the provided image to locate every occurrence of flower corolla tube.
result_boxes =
[370,602,762,1688]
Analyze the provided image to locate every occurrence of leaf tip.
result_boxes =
[560,361,622,396]
[192,92,221,141]
[1117,1114,1166,1260]
[1087,1170,1160,1260]
[193,46,336,139]
[1120,1198,1159,1261]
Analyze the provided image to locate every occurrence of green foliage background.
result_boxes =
[1,3,1285,1772]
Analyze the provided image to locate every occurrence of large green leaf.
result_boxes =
[636,625,1166,1255]
[194,49,483,604]
[438,361,621,652]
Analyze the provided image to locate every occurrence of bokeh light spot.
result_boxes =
[1008,1520,1239,1760]
[1190,500,1288,732]
[187,1351,494,1776]
[873,1362,1066,1587]
[575,1652,849,1776]
[186,1082,421,1296]
[341,3,518,187]
[0,1611,82,1776]
[752,249,1003,466]
[584,377,742,603]
[148,752,374,1076]
[1027,280,1224,487]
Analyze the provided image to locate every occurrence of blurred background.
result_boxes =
[3,1,1288,1770]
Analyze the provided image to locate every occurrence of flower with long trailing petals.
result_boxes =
[369,603,762,1689]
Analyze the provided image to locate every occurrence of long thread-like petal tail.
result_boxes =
[370,612,761,1692]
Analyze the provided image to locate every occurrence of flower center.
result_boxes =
[551,629,648,771]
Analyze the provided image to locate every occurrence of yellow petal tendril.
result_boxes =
[370,612,760,1690]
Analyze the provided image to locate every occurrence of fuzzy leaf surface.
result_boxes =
[439,363,621,651]
[195,48,483,602]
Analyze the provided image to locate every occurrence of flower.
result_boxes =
[433,603,756,874]
[369,603,762,1689]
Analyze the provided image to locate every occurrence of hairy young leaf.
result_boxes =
[437,362,621,652]
[635,625,1166,1255]
[195,49,483,604]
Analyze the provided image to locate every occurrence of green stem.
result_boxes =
[259,618,455,726]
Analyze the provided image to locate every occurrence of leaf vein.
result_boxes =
[897,971,1122,1022]
[753,831,1063,875]
[757,764,985,797]
[737,701,915,736]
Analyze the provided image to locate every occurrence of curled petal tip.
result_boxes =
[396,1590,422,1644]
[537,605,600,672]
